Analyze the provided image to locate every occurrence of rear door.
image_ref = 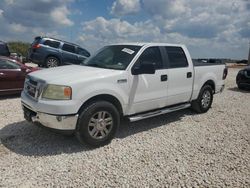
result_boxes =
[61,43,78,64]
[128,46,169,114]
[164,46,193,106]
[0,59,26,92]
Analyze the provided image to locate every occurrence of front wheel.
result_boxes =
[46,56,59,68]
[76,101,120,147]
[191,85,213,113]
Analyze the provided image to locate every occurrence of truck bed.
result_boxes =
[193,60,225,67]
[191,63,226,100]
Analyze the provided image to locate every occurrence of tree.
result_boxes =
[7,41,30,57]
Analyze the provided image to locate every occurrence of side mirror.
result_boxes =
[132,63,156,75]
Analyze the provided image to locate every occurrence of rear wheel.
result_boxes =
[191,85,213,113]
[46,56,59,68]
[76,101,120,147]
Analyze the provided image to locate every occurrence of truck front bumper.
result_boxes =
[22,102,78,131]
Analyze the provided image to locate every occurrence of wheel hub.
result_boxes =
[96,119,106,131]
[88,111,113,139]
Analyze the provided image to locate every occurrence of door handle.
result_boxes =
[187,72,192,78]
[161,74,168,81]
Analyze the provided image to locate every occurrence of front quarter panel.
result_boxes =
[73,72,129,114]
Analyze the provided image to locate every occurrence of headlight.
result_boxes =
[42,84,72,100]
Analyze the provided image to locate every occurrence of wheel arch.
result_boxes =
[202,80,215,93]
[45,54,61,65]
[77,94,124,116]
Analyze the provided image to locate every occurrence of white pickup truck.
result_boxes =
[21,43,227,146]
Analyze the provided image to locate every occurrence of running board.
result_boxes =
[128,103,191,122]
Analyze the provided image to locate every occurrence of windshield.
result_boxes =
[82,45,141,70]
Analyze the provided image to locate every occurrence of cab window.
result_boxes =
[62,44,76,53]
[0,59,20,69]
[135,47,163,69]
[77,48,90,57]
[43,40,60,48]
[165,47,188,68]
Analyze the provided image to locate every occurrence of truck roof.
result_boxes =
[109,42,185,47]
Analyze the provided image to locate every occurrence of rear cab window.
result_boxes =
[62,44,76,53]
[165,47,188,68]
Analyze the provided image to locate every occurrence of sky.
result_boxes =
[0,0,249,59]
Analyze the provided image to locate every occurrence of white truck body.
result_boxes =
[21,43,226,145]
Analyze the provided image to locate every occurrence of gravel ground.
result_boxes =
[0,68,249,187]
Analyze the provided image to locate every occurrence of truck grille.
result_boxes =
[24,75,44,100]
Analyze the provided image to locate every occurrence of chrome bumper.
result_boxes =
[31,112,78,130]
[22,103,78,131]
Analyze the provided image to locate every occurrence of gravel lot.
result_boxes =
[0,67,249,187]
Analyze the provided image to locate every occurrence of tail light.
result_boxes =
[32,44,41,49]
[223,67,228,80]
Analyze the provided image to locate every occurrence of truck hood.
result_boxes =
[28,65,124,84]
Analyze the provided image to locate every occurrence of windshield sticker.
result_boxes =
[122,48,135,55]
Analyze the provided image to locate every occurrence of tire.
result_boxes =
[237,84,245,90]
[46,56,59,68]
[75,101,120,147]
[191,85,213,113]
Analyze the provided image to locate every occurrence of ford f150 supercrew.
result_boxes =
[21,43,228,146]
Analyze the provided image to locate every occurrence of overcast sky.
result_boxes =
[0,0,249,59]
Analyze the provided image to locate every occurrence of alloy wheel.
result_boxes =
[201,90,211,108]
[88,111,113,139]
[47,58,58,67]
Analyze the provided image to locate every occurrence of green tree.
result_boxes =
[7,41,30,57]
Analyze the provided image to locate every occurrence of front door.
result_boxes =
[128,46,168,115]
[0,59,25,92]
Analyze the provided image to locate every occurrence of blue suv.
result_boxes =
[0,41,10,57]
[28,36,91,67]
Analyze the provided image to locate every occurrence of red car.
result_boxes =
[0,56,39,96]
